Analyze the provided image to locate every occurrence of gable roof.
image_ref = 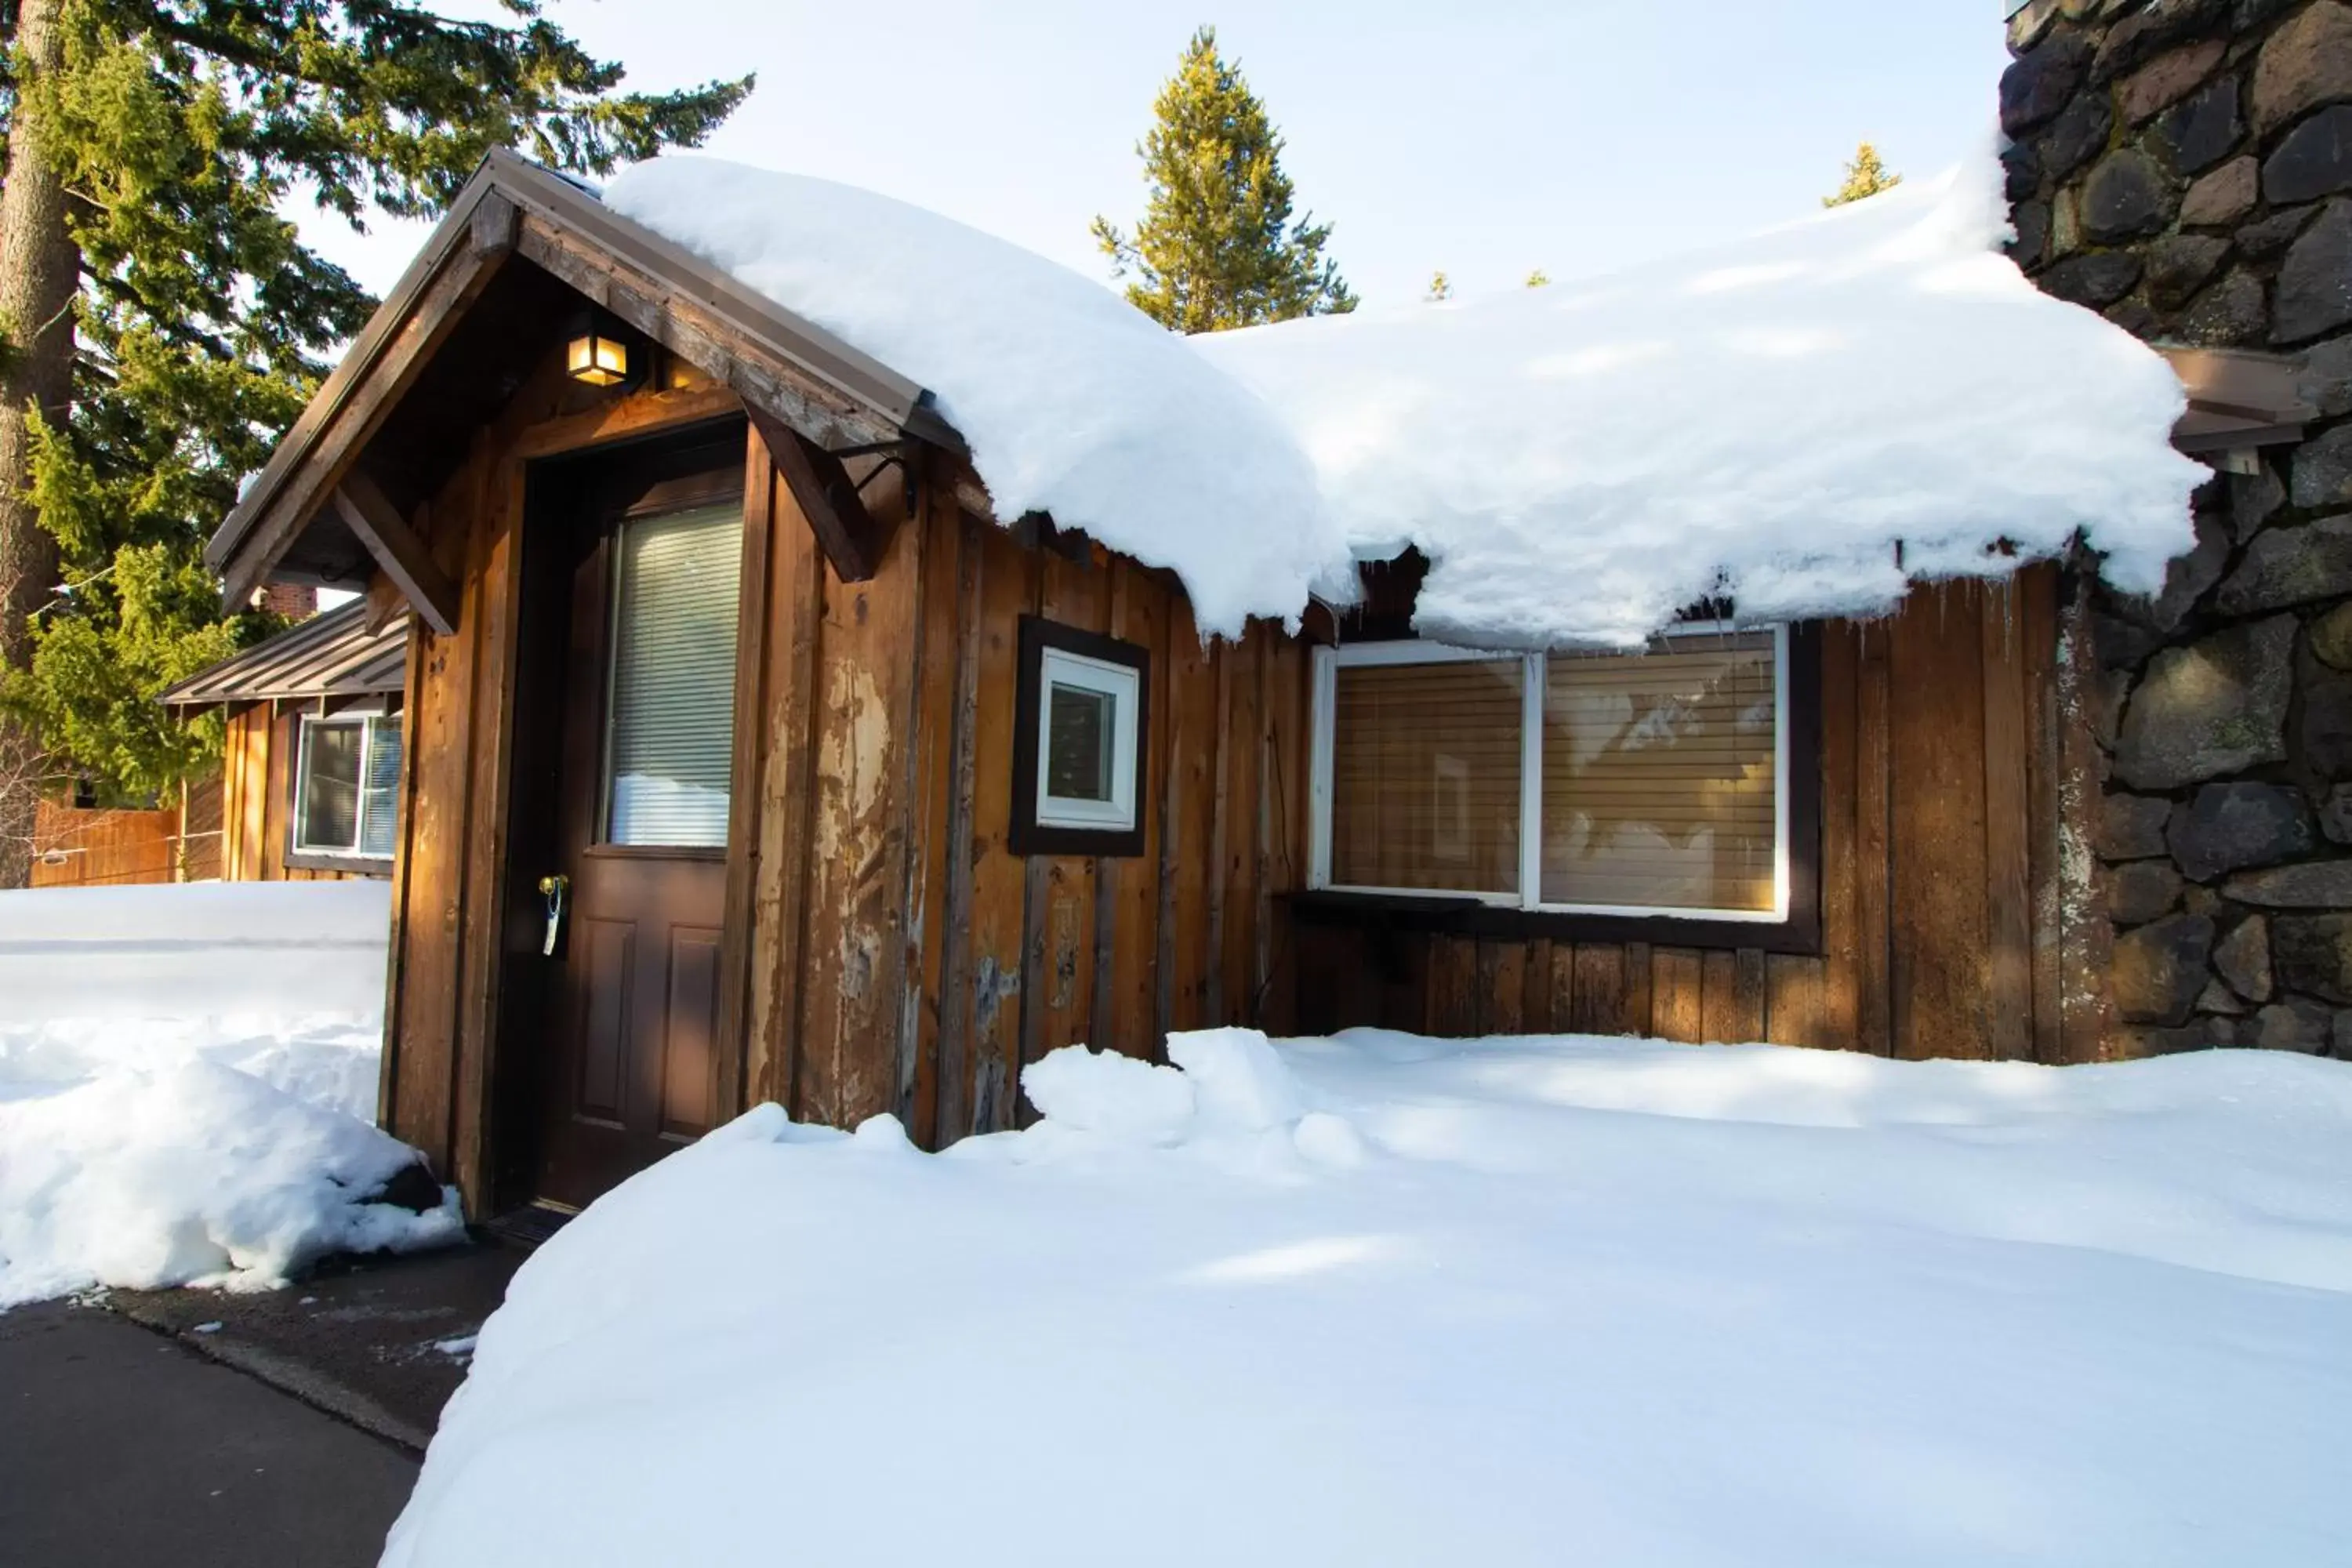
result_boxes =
[205,148,962,610]
[159,600,409,710]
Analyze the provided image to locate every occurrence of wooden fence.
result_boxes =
[29,778,224,887]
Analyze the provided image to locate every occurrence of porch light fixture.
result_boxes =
[564,310,630,387]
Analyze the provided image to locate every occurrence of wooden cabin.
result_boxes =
[200,152,1312,1219]
[160,600,412,881]
[198,150,2303,1222]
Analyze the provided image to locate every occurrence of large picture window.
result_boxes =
[1311,626,1791,922]
[292,713,403,862]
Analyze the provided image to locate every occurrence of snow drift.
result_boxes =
[0,883,459,1308]
[384,1029,2352,1567]
[605,154,2202,645]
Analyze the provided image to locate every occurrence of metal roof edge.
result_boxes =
[158,600,409,709]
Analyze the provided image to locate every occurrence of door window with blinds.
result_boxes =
[1311,627,1789,920]
[601,499,743,849]
[292,713,403,860]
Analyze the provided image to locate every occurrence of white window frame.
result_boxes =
[1033,646,1142,832]
[291,710,401,860]
[1308,623,1791,923]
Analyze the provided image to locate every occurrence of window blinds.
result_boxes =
[604,502,744,849]
[1330,658,1523,895]
[360,717,402,858]
[1541,632,1777,913]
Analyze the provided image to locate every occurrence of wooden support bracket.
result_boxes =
[750,406,899,583]
[332,473,460,635]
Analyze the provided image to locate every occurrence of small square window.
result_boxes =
[1012,617,1149,856]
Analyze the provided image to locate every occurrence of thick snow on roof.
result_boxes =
[1200,163,2207,644]
[607,155,2203,647]
[603,159,1339,638]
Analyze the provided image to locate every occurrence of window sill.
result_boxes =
[284,850,394,877]
[1283,887,1823,956]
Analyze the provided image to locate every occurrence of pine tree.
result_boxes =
[1091,27,1354,333]
[1524,269,1551,289]
[0,0,750,882]
[1823,141,1903,208]
[1425,271,1452,303]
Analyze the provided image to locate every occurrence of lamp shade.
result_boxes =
[564,312,630,387]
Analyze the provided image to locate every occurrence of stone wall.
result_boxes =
[2004,0,2352,1056]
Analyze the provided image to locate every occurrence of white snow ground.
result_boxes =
[0,882,460,1308]
[387,1029,2352,1568]
[606,154,2203,647]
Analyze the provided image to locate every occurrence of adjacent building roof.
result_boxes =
[159,600,409,710]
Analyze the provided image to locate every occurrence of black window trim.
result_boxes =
[1010,614,1151,858]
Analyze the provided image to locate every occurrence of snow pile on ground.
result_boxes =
[607,154,2201,646]
[0,883,459,1308]
[386,1029,2350,1567]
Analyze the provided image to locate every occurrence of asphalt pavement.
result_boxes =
[0,1300,419,1567]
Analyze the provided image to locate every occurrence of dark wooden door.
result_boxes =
[532,451,746,1210]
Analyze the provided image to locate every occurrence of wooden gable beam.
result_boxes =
[332,472,460,635]
[749,407,899,583]
[216,192,517,609]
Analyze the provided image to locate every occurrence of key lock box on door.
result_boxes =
[538,873,569,957]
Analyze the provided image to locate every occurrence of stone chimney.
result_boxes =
[2004,0,2352,1057]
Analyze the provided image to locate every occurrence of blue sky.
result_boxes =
[299,1,2013,309]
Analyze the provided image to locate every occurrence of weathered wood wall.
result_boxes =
[1294,568,2106,1062]
[216,703,380,883]
[375,367,1313,1210]
[739,446,1312,1146]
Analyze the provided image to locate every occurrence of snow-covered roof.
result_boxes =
[604,154,2205,646]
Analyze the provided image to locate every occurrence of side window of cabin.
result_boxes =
[1310,626,1795,924]
[1011,615,1149,857]
[292,712,403,862]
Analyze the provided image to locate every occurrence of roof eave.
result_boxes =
[209,148,965,604]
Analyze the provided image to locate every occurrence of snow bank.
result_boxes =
[606,154,2201,647]
[385,1031,2351,1567]
[0,879,393,1025]
[0,883,459,1308]
[0,1059,459,1308]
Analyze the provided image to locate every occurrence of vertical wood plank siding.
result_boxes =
[376,390,1314,1212]
[1292,569,2103,1062]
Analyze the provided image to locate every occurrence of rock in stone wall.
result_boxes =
[2009,0,2352,1059]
